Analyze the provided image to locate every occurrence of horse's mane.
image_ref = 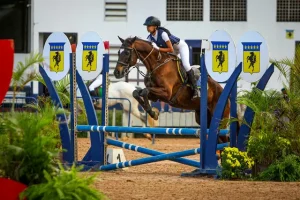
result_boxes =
[124,36,152,46]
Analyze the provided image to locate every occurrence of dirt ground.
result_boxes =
[77,138,300,200]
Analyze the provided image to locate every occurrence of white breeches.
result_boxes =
[173,40,192,71]
[89,79,102,91]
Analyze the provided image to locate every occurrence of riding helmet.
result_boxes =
[143,16,161,26]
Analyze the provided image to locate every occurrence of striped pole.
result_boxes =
[77,125,229,136]
[99,148,201,171]
[107,139,200,167]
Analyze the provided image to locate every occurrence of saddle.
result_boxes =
[166,52,200,87]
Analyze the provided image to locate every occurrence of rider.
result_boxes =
[89,74,103,98]
[143,16,199,99]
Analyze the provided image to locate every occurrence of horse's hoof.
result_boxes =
[153,110,159,120]
[144,133,152,140]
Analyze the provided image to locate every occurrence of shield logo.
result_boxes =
[49,42,65,73]
[82,42,99,72]
[0,40,14,104]
[242,42,262,74]
[212,41,230,74]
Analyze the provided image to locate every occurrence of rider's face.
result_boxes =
[147,26,156,34]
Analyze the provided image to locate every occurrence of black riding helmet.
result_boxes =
[143,16,161,26]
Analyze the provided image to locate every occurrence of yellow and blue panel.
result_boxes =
[49,42,65,73]
[242,42,262,74]
[82,42,99,72]
[212,41,230,73]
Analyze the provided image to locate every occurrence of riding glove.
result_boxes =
[151,42,159,50]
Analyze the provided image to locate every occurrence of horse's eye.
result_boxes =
[125,51,130,55]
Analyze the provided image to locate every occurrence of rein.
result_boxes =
[132,46,171,79]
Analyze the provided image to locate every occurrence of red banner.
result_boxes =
[0,178,27,199]
[0,40,14,104]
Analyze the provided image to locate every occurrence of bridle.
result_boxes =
[117,42,168,78]
[117,44,154,75]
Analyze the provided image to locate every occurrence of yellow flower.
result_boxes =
[226,160,232,165]
[236,160,241,167]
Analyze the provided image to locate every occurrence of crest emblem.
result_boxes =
[82,42,99,72]
[242,42,262,74]
[49,42,65,73]
[212,41,229,74]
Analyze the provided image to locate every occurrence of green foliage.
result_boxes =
[11,52,44,110]
[257,155,300,182]
[237,88,293,165]
[12,52,44,89]
[0,102,63,185]
[220,147,254,180]
[230,47,300,181]
[237,88,283,115]
[247,132,291,166]
[271,45,300,95]
[20,164,106,200]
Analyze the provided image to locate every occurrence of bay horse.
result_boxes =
[114,36,231,144]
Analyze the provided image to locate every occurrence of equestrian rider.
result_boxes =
[143,16,199,99]
[89,74,103,97]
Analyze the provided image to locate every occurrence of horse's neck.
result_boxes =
[137,48,164,73]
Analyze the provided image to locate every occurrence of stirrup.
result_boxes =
[192,90,199,99]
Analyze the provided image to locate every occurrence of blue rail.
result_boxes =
[99,148,201,171]
[77,125,229,136]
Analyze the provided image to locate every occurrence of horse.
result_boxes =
[86,80,159,140]
[113,36,231,144]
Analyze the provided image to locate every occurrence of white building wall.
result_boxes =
[29,0,300,91]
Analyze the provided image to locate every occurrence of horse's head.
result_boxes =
[114,36,139,79]
[114,36,154,79]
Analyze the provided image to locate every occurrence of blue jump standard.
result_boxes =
[99,147,201,171]
[77,125,229,136]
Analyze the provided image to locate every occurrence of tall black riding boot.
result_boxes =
[186,69,200,99]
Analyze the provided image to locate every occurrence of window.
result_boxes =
[277,0,300,22]
[166,0,203,21]
[0,0,30,53]
[105,0,127,21]
[210,0,247,21]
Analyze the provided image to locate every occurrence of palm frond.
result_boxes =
[34,74,46,86]
[12,52,44,87]
[55,74,70,94]
[270,46,300,93]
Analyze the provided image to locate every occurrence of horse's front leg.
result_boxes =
[141,86,172,120]
[132,88,147,111]
[139,88,160,120]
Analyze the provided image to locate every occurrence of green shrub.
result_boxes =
[21,164,106,200]
[247,130,291,166]
[220,147,254,179]
[257,155,300,181]
[0,103,62,185]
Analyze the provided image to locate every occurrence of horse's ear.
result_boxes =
[132,36,137,43]
[118,36,125,44]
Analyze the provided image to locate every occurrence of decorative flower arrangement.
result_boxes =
[219,147,254,179]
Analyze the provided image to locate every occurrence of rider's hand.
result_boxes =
[151,42,159,50]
